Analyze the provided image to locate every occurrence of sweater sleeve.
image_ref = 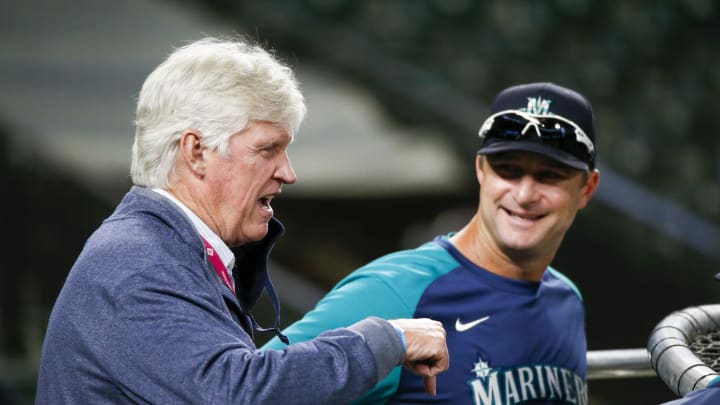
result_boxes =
[102,270,408,404]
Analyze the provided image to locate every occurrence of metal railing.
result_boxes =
[587,348,655,380]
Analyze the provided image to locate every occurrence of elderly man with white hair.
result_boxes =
[35,37,449,404]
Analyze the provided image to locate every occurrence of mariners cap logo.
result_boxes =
[521,97,552,116]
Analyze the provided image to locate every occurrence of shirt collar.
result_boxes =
[152,188,235,271]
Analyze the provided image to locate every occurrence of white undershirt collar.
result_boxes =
[152,188,236,275]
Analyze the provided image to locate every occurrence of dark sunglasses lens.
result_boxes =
[535,118,569,140]
[489,114,525,138]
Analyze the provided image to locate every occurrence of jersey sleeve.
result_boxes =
[263,241,457,403]
[262,271,417,403]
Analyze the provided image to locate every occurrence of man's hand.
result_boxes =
[388,318,449,396]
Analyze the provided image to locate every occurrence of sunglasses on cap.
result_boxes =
[479,110,595,158]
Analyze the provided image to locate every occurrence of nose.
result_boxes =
[275,152,297,185]
[513,175,540,206]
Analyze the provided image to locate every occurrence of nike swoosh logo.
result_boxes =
[455,316,490,332]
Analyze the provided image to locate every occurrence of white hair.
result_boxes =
[130,37,306,188]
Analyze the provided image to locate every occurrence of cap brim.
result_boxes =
[478,139,590,171]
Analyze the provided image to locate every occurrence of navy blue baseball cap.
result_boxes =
[477,82,597,171]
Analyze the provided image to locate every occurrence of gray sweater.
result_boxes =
[36,186,403,404]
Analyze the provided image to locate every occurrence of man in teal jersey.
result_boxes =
[265,82,601,404]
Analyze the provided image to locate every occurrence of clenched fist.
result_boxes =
[388,318,449,396]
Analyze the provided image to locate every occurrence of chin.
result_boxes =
[500,237,542,255]
[246,225,270,242]
[224,228,267,247]
[499,231,537,248]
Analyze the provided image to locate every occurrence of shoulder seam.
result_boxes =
[548,268,583,301]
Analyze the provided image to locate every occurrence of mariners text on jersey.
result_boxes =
[469,359,587,405]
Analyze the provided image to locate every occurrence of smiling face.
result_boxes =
[202,121,296,246]
[476,151,598,261]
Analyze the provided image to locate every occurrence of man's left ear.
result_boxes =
[579,169,601,209]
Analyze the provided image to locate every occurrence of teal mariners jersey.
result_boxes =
[263,236,587,404]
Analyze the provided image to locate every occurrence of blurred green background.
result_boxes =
[1,1,719,403]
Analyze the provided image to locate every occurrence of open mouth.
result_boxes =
[503,207,544,221]
[259,196,273,209]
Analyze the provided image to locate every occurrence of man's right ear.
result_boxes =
[178,129,206,176]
